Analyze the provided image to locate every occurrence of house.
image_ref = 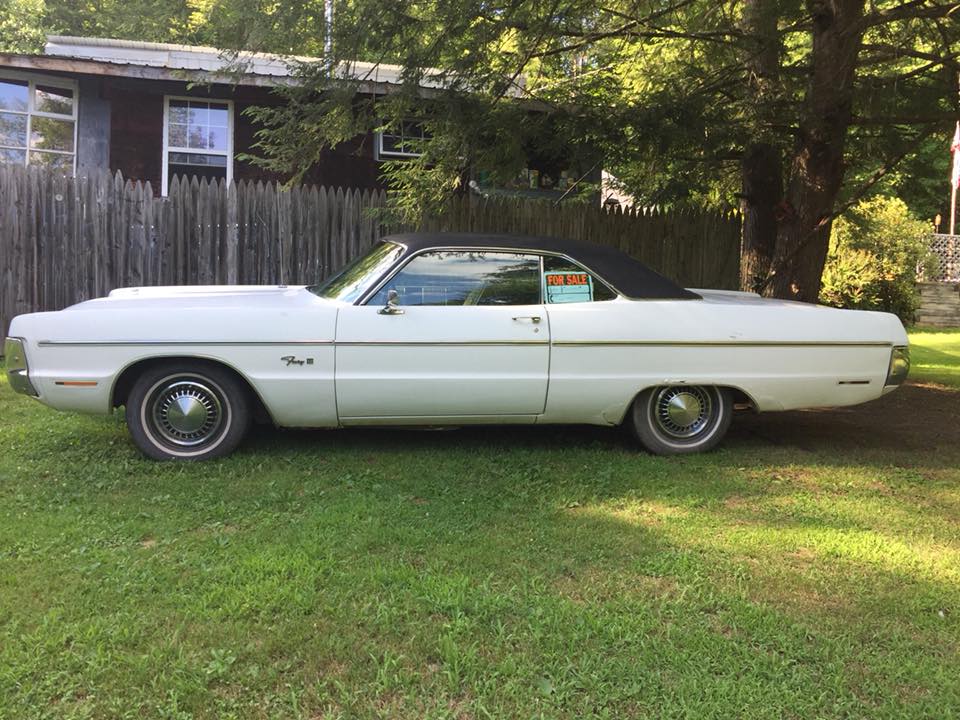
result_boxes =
[0,36,596,198]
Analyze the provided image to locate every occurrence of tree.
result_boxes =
[7,0,959,300]
[0,0,46,53]
[231,0,959,301]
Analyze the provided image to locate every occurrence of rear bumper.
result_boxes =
[884,345,910,389]
[4,337,38,396]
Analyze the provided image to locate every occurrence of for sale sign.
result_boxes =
[544,271,593,303]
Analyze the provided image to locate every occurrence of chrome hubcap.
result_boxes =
[150,380,223,447]
[166,394,208,434]
[653,386,712,439]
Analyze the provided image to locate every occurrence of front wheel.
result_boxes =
[125,363,251,460]
[628,385,732,455]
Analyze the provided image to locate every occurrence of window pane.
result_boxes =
[169,151,227,167]
[0,79,28,112]
[168,99,189,124]
[29,150,73,173]
[542,256,616,302]
[206,125,228,151]
[0,147,26,165]
[0,111,27,147]
[380,134,403,154]
[370,251,541,307]
[35,84,74,116]
[207,104,229,127]
[30,116,74,152]
[168,122,188,147]
[187,103,209,126]
[187,125,209,149]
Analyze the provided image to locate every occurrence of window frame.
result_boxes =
[358,246,622,307]
[375,119,429,160]
[161,95,234,196]
[0,70,79,175]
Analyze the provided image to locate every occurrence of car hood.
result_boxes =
[62,284,311,311]
[10,285,339,345]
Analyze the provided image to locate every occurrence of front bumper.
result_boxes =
[4,337,38,396]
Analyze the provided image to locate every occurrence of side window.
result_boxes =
[369,251,541,306]
[542,256,617,303]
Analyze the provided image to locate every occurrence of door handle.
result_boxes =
[512,316,541,323]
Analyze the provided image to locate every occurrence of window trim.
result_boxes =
[358,246,622,307]
[161,95,234,196]
[375,119,428,160]
[0,70,79,175]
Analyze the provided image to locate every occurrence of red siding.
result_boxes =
[232,99,383,189]
[101,79,385,193]
[106,86,164,189]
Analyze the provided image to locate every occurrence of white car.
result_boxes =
[5,233,910,460]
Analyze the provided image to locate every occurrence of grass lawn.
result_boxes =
[1,331,958,719]
[909,328,960,388]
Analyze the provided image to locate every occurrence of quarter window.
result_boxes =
[0,74,77,174]
[370,251,541,306]
[162,97,233,194]
[542,256,617,303]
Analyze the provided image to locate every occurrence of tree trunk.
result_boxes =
[740,143,782,293]
[766,0,866,301]
[739,0,783,294]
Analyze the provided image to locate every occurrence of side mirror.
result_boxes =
[378,289,405,315]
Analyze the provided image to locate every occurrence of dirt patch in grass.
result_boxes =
[729,382,960,457]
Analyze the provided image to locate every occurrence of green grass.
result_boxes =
[909,328,960,388]
[1,331,959,719]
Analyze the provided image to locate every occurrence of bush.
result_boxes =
[820,196,933,323]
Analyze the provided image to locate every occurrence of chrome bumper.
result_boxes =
[885,345,910,388]
[4,337,38,396]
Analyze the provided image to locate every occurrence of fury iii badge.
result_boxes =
[281,356,314,366]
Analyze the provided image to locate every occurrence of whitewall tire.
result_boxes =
[628,385,732,455]
[125,363,251,461]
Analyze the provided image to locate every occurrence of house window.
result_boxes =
[162,96,233,194]
[0,72,78,174]
[376,120,429,159]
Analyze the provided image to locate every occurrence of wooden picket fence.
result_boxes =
[0,165,741,336]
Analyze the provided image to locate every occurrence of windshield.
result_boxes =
[308,242,404,302]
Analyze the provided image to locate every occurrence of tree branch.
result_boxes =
[859,42,958,65]
[857,0,960,31]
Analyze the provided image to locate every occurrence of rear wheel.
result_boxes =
[125,363,251,460]
[628,385,732,455]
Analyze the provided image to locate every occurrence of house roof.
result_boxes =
[380,233,700,300]
[0,35,461,95]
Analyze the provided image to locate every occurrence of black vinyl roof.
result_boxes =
[381,232,701,300]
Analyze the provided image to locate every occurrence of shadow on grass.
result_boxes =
[239,381,960,469]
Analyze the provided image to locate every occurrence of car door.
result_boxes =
[335,250,549,421]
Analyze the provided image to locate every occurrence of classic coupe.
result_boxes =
[5,232,910,460]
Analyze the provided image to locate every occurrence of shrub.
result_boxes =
[820,196,933,323]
